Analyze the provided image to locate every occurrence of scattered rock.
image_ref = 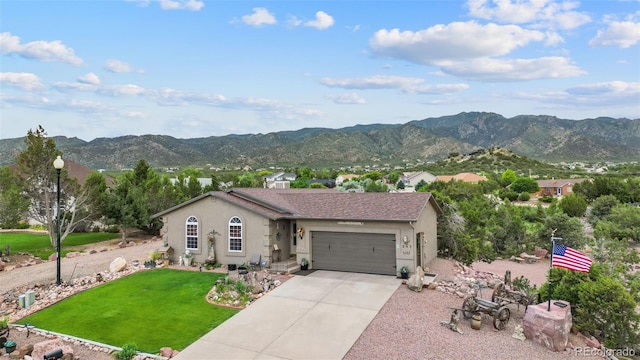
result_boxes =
[109,257,127,273]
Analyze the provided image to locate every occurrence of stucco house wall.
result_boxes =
[154,188,440,277]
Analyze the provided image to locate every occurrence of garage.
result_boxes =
[311,231,396,275]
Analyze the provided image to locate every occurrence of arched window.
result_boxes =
[228,216,243,252]
[186,216,198,250]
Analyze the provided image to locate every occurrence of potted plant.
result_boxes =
[400,266,409,279]
[143,260,156,268]
[0,316,9,344]
[184,250,192,266]
[300,258,309,271]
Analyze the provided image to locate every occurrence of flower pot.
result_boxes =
[184,257,192,267]
[300,264,308,271]
[401,271,409,280]
[4,341,16,353]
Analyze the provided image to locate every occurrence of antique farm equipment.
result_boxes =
[461,296,511,330]
[491,282,537,309]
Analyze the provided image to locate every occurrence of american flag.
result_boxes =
[552,243,592,272]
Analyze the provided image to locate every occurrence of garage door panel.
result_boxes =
[311,231,396,275]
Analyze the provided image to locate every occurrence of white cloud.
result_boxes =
[78,72,100,85]
[104,59,141,73]
[159,0,204,11]
[287,15,303,28]
[589,16,640,48]
[0,72,44,91]
[405,83,470,94]
[304,11,335,30]
[320,75,425,89]
[566,81,640,96]
[0,32,83,65]
[369,21,545,65]
[52,81,97,92]
[466,0,591,30]
[511,81,640,108]
[242,8,277,27]
[97,84,146,97]
[326,93,366,104]
[441,57,585,81]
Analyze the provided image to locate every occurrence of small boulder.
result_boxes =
[109,257,127,273]
[160,347,174,358]
[407,266,425,292]
[48,253,58,261]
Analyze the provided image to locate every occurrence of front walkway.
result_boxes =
[173,271,401,360]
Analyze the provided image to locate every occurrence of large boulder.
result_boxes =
[407,266,425,292]
[31,339,73,360]
[523,300,572,352]
[109,257,127,273]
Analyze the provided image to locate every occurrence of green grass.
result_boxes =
[16,269,237,353]
[0,232,119,259]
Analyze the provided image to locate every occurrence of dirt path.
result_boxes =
[0,238,162,295]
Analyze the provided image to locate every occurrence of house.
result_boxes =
[262,172,297,189]
[536,178,587,197]
[335,174,358,185]
[400,171,437,187]
[435,172,488,183]
[152,188,440,277]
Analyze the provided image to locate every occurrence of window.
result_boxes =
[228,216,243,252]
[186,216,198,250]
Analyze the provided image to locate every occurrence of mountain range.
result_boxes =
[1,112,638,169]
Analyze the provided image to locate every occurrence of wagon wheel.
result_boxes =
[493,306,510,330]
[462,296,476,319]
[492,282,505,303]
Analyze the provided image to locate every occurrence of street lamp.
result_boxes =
[53,155,64,285]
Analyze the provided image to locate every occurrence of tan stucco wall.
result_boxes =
[159,194,439,276]
[160,196,274,266]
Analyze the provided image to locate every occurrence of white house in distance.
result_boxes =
[152,188,440,277]
[400,171,437,187]
[262,172,297,189]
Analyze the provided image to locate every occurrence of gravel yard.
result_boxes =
[345,257,588,360]
[2,239,593,360]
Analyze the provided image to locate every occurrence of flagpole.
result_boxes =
[549,234,563,311]
[548,237,554,311]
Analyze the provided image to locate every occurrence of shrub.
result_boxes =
[540,195,554,203]
[115,342,138,360]
[518,192,530,201]
[559,193,588,217]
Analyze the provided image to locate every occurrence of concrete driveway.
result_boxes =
[174,271,401,360]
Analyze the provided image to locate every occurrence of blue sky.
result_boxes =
[1,0,639,141]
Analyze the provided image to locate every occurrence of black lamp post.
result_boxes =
[53,155,64,286]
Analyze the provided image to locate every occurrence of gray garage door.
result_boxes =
[311,231,396,275]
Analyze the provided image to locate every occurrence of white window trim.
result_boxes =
[228,216,243,253]
[186,216,199,251]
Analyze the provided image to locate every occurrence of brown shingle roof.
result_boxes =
[153,188,439,221]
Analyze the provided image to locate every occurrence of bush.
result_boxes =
[559,193,588,217]
[115,342,138,360]
[540,195,554,203]
[518,192,530,201]
[499,189,519,201]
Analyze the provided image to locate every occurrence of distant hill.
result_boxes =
[1,112,638,169]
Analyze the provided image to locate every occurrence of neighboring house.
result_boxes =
[335,174,358,185]
[400,171,437,187]
[536,178,587,197]
[263,172,297,189]
[435,172,488,183]
[152,188,440,277]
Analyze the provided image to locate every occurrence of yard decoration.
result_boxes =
[184,250,193,266]
[297,227,305,239]
[300,258,309,270]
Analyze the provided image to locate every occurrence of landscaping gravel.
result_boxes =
[344,257,586,360]
[3,237,593,360]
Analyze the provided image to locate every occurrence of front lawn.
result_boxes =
[16,269,237,353]
[0,232,119,259]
